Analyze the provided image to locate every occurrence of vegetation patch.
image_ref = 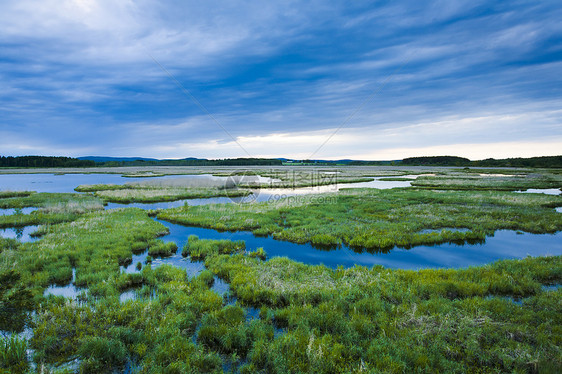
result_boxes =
[411,173,562,191]
[201,247,562,373]
[183,235,246,260]
[0,335,29,372]
[0,191,34,199]
[0,192,104,228]
[76,184,250,203]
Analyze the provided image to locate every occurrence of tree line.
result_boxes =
[352,155,562,168]
[2,155,560,168]
[99,158,283,167]
[0,156,283,168]
[0,156,96,168]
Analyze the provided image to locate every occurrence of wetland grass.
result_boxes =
[183,235,246,261]
[0,192,104,228]
[75,184,250,203]
[0,191,33,199]
[199,244,561,373]
[411,172,562,191]
[0,335,29,373]
[0,211,560,372]
[0,208,230,372]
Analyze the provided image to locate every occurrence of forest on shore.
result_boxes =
[1,155,561,168]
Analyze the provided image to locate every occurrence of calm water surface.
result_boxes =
[0,225,39,242]
[0,173,227,193]
[0,207,37,215]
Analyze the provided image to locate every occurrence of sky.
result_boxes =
[1,0,561,160]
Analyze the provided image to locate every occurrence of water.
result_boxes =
[44,270,82,298]
[0,172,285,194]
[515,188,561,196]
[120,290,137,303]
[211,277,231,296]
[0,207,38,216]
[44,283,82,298]
[0,173,229,193]
[0,226,39,242]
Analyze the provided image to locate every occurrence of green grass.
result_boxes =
[158,188,562,250]
[0,335,29,372]
[377,177,415,181]
[411,173,562,191]
[0,192,104,228]
[0,208,168,296]
[0,191,33,199]
[75,184,250,203]
[147,240,178,258]
[31,265,227,373]
[183,235,246,260]
[199,245,562,373]
[0,208,230,371]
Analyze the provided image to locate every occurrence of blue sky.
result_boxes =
[1,0,561,160]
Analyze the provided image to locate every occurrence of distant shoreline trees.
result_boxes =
[1,155,561,168]
[401,155,562,168]
[0,156,95,168]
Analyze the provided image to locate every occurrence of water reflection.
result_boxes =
[0,207,38,216]
[515,188,561,196]
[44,270,82,299]
[0,226,39,242]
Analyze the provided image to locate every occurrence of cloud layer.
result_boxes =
[1,0,561,160]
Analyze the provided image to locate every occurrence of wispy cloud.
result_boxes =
[0,0,561,159]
